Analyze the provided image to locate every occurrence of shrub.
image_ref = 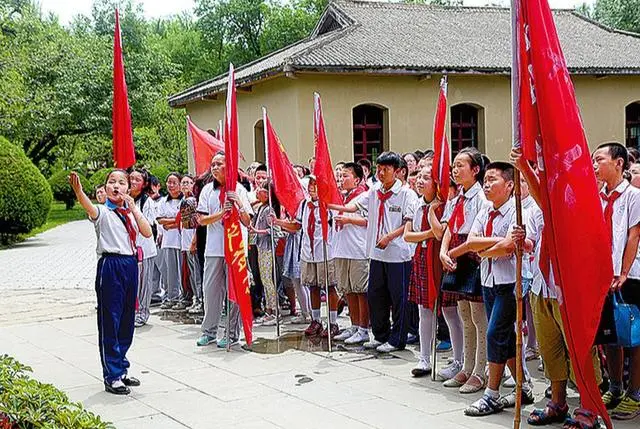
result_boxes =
[89,168,112,193]
[0,355,114,429]
[49,170,89,210]
[0,137,53,242]
[149,165,171,190]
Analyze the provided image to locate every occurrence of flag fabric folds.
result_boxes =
[186,116,224,176]
[222,63,253,346]
[112,9,135,169]
[313,93,342,241]
[263,108,305,217]
[512,0,612,426]
[431,76,451,202]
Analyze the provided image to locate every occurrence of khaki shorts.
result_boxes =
[301,260,337,289]
[334,258,369,295]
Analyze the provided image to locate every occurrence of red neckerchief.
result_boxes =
[376,188,394,241]
[450,187,466,234]
[307,201,316,258]
[485,209,501,274]
[114,205,137,253]
[337,184,367,230]
[600,184,625,247]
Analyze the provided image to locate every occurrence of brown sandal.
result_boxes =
[460,373,486,394]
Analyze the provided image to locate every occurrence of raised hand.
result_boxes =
[68,172,83,195]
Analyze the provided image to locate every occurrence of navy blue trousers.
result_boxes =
[96,254,138,383]
[483,283,517,364]
[368,260,412,349]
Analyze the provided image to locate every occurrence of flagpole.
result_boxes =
[510,1,523,427]
[430,291,440,381]
[322,237,332,353]
[263,107,281,338]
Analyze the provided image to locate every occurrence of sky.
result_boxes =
[40,0,593,26]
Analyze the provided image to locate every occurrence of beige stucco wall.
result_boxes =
[184,72,640,168]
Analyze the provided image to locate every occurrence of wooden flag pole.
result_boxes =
[322,237,333,353]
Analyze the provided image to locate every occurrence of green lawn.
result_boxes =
[19,201,87,240]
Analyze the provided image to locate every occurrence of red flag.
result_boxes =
[186,116,224,176]
[512,1,612,426]
[223,63,253,346]
[313,93,342,241]
[263,108,305,217]
[112,9,135,169]
[432,76,450,202]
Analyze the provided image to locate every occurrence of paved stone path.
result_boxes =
[0,222,636,428]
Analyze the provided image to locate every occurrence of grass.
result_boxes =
[18,201,87,240]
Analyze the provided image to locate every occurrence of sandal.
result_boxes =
[528,401,569,426]
[563,408,602,429]
[443,370,470,388]
[464,394,504,417]
[460,373,486,394]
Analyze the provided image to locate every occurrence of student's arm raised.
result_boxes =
[511,148,543,207]
[69,172,98,220]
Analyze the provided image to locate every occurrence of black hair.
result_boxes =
[254,163,267,173]
[422,149,435,159]
[485,161,515,182]
[149,175,160,187]
[259,181,281,218]
[105,169,129,186]
[396,158,408,181]
[335,161,346,168]
[376,151,401,169]
[402,152,419,163]
[166,172,182,182]
[293,164,310,177]
[95,184,105,191]
[357,158,372,172]
[414,150,425,159]
[597,142,629,170]
[628,147,640,164]
[194,171,214,199]
[409,169,419,177]
[182,174,194,181]
[130,168,151,196]
[343,162,364,181]
[456,147,485,183]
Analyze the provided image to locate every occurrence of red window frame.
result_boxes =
[353,105,384,162]
[450,104,479,158]
[626,102,640,149]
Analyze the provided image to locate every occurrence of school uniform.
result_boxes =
[470,198,517,364]
[157,195,183,304]
[147,196,165,302]
[91,202,139,385]
[355,179,418,349]
[333,185,369,296]
[134,195,158,325]
[197,182,253,342]
[597,180,640,344]
[296,199,337,289]
[181,220,203,305]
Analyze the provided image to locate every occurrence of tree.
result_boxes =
[576,0,640,33]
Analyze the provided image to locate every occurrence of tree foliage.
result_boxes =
[576,0,640,34]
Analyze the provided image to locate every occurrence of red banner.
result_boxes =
[112,9,135,169]
[187,116,224,176]
[432,76,451,202]
[513,0,612,426]
[313,93,342,241]
[223,64,253,346]
[263,108,305,217]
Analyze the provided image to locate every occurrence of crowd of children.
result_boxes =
[69,142,640,428]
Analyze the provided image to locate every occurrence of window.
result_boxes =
[353,104,387,163]
[450,104,484,157]
[254,119,265,163]
[626,102,640,149]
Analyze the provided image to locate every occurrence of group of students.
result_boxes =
[71,142,640,429]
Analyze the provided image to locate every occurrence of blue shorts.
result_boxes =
[483,283,517,364]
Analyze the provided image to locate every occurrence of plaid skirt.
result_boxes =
[408,249,431,308]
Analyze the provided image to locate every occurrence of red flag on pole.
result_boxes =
[263,108,305,217]
[223,63,253,346]
[112,9,135,169]
[186,116,224,176]
[512,1,612,426]
[432,76,450,202]
[313,93,342,241]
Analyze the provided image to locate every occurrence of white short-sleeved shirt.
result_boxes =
[442,182,489,234]
[470,198,517,287]
[157,196,182,250]
[91,204,139,256]
[355,179,418,263]
[521,196,538,280]
[197,182,253,258]
[332,188,368,260]
[136,197,157,259]
[527,203,558,299]
[600,180,640,278]
[296,199,334,263]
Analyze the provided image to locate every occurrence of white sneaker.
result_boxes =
[437,360,462,381]
[345,328,369,344]
[363,339,383,349]
[262,315,279,326]
[376,342,399,353]
[411,358,432,377]
[334,326,358,341]
[290,314,310,324]
[503,375,516,388]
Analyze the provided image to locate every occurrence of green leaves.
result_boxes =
[0,355,114,429]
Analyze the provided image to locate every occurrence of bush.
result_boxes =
[0,137,53,242]
[89,168,112,192]
[149,165,171,190]
[49,170,89,210]
[0,355,114,429]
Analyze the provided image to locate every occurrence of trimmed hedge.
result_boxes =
[0,137,52,241]
[0,355,114,429]
[49,170,89,210]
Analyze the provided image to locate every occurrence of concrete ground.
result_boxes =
[0,220,635,428]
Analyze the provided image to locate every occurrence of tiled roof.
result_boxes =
[169,0,640,107]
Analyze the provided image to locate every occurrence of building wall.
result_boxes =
[185,72,640,167]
